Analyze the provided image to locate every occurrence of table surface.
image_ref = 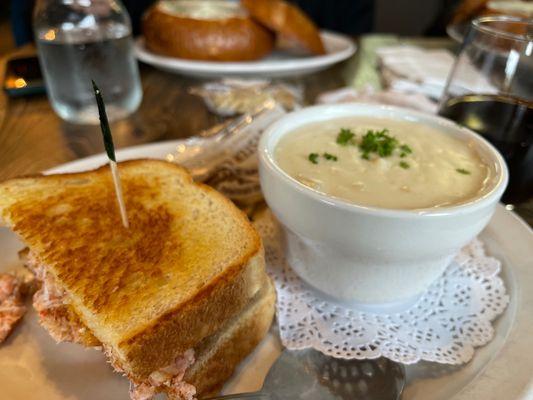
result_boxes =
[0,45,351,173]
[0,40,531,225]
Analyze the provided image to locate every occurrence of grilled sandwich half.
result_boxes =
[0,159,275,399]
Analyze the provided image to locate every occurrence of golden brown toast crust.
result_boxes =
[241,0,326,55]
[185,278,276,397]
[117,250,267,378]
[0,159,266,377]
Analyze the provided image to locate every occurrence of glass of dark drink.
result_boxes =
[439,16,532,205]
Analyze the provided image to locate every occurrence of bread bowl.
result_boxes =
[143,0,275,61]
[241,0,326,55]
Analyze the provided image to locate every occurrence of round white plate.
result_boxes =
[134,31,356,78]
[0,140,532,400]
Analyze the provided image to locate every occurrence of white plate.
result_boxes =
[134,31,356,78]
[1,140,532,400]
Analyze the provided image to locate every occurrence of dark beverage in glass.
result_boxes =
[439,94,532,203]
[439,16,532,205]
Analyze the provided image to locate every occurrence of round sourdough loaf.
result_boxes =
[143,0,275,61]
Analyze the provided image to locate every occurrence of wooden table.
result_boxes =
[1,43,531,225]
[0,45,350,179]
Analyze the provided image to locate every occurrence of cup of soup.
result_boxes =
[258,104,508,304]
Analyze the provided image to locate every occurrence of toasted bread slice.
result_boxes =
[186,277,276,398]
[0,159,267,378]
[241,0,326,55]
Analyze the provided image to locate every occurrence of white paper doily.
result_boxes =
[253,210,510,365]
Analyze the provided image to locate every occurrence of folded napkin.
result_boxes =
[316,86,438,114]
[376,45,496,99]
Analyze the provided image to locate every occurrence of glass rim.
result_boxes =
[471,15,533,43]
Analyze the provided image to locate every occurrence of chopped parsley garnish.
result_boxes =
[308,153,319,164]
[308,152,338,163]
[336,128,356,146]
[399,144,412,157]
[456,168,471,175]
[399,161,410,169]
[400,144,412,153]
[323,152,338,161]
[334,126,414,162]
[359,129,398,159]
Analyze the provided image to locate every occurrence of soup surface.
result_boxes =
[275,117,495,210]
[159,0,246,19]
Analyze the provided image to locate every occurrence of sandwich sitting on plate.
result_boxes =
[0,159,276,400]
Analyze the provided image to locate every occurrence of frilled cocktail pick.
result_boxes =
[92,80,129,229]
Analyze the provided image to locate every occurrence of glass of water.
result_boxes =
[33,0,142,124]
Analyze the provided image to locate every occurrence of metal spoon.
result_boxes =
[204,349,405,400]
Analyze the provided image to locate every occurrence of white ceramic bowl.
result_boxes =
[258,104,508,304]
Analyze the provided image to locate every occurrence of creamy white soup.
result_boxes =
[159,0,246,20]
[275,117,495,210]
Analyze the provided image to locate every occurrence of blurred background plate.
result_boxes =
[134,31,356,78]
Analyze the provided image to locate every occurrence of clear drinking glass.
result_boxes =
[439,16,532,205]
[33,0,142,124]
